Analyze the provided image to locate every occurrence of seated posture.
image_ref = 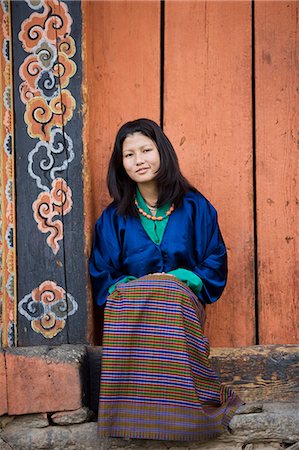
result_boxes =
[89,118,243,441]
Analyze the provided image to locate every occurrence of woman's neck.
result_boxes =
[137,183,158,206]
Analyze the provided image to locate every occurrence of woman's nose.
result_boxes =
[136,154,145,165]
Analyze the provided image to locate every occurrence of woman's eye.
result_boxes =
[144,148,152,152]
[124,153,133,158]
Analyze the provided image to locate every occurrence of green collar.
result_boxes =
[135,188,170,245]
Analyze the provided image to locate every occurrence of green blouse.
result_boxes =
[108,189,203,297]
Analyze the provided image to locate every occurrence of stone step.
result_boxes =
[1,345,298,416]
[0,402,298,450]
[0,344,298,449]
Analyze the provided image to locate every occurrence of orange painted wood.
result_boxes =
[82,1,160,343]
[0,351,7,415]
[83,1,160,228]
[164,1,255,347]
[255,2,298,344]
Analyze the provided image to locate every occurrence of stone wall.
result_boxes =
[1,403,299,450]
[0,345,298,450]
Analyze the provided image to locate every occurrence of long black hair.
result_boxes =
[107,118,196,217]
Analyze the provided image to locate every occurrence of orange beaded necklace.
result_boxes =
[134,198,175,221]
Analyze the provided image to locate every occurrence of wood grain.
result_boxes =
[255,2,299,344]
[210,345,299,403]
[164,1,254,347]
[83,0,160,228]
[82,0,160,344]
[86,345,299,409]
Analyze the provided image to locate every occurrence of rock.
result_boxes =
[247,445,284,450]
[168,447,190,450]
[259,445,285,449]
[0,402,298,449]
[235,403,263,414]
[51,407,91,425]
[145,444,168,450]
[0,436,13,449]
[1,425,70,450]
[0,416,14,431]
[66,422,101,449]
[225,402,299,444]
[105,440,169,450]
[190,443,243,450]
[0,422,98,450]
[7,413,49,429]
[164,443,190,449]
[287,444,299,450]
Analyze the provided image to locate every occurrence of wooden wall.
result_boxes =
[255,2,298,344]
[163,1,254,347]
[83,1,298,347]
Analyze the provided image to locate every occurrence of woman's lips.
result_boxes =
[136,168,149,174]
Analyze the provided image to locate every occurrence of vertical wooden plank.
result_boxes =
[82,0,160,343]
[83,0,160,229]
[255,2,298,344]
[164,1,254,347]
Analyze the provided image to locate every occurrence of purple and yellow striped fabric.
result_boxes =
[98,275,243,441]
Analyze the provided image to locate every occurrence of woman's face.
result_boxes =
[122,132,160,187]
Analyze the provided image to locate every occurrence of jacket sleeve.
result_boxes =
[167,268,203,297]
[192,197,227,304]
[89,207,129,306]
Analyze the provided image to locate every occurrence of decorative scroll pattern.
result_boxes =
[33,178,73,255]
[24,89,75,141]
[19,0,76,255]
[28,127,74,191]
[16,0,79,338]
[0,0,17,347]
[18,280,78,338]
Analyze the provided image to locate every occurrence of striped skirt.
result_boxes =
[98,275,243,441]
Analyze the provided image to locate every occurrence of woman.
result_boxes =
[89,118,243,441]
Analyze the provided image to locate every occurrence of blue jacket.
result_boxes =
[89,190,227,306]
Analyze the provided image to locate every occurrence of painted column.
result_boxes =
[10,0,87,345]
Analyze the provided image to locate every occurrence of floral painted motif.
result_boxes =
[28,127,74,191]
[19,81,40,103]
[18,0,77,251]
[24,90,75,141]
[58,35,76,58]
[51,53,76,89]
[17,0,76,130]
[19,38,77,106]
[35,39,57,69]
[19,0,72,52]
[25,0,44,11]
[18,280,78,338]
[19,54,43,91]
[33,178,73,255]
